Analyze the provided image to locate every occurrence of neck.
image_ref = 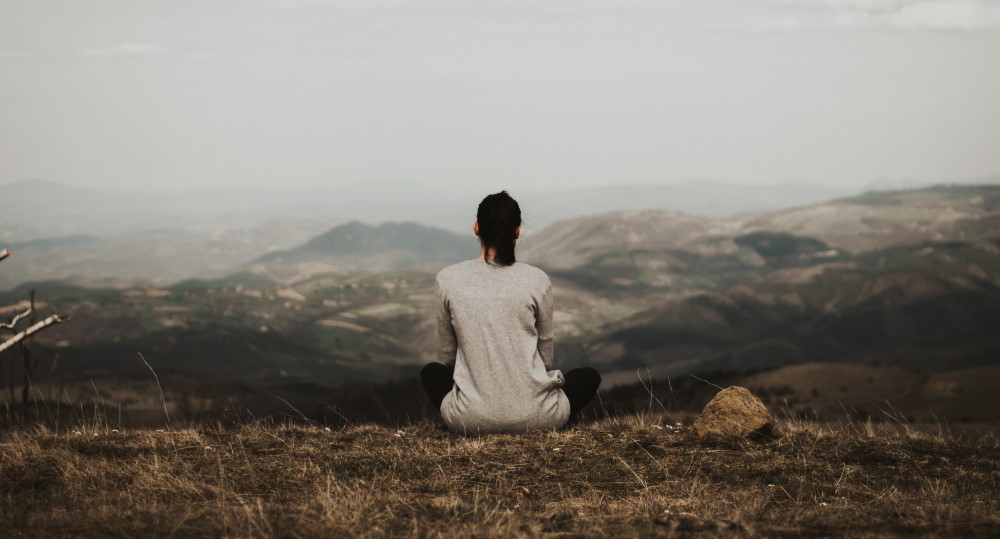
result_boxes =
[478,244,497,260]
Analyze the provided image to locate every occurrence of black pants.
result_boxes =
[420,362,601,418]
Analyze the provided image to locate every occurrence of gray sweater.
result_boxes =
[435,259,570,433]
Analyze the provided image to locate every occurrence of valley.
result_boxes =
[1,183,999,426]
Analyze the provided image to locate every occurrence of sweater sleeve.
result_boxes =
[435,279,458,366]
[535,279,554,369]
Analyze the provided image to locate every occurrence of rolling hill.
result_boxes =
[0,218,339,289]
[252,221,473,281]
[521,184,999,267]
[4,179,994,291]
[3,183,1000,425]
[560,238,1000,386]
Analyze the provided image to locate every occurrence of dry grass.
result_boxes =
[1,414,998,537]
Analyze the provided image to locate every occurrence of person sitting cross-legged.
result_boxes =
[420,190,601,434]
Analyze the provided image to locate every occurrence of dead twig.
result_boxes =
[1,307,32,331]
[0,314,71,355]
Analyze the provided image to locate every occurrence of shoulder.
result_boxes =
[512,262,551,289]
[435,260,476,286]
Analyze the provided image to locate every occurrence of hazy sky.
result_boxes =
[2,0,998,193]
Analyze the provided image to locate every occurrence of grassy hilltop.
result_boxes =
[2,415,998,537]
[2,184,1000,536]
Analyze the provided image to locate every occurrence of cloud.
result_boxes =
[754,0,1000,31]
[762,0,897,8]
[765,0,905,8]
[78,43,166,58]
[885,0,1000,30]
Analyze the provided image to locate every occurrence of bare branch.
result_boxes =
[1,307,33,331]
[0,314,71,355]
[0,249,28,329]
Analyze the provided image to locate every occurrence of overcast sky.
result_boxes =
[1,0,998,193]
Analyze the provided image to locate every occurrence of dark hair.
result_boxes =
[477,191,521,267]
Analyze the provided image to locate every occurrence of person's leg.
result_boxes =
[562,367,601,417]
[421,362,455,410]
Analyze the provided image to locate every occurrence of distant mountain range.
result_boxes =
[2,183,999,426]
[0,218,340,289]
[4,177,997,291]
[521,184,1000,384]
[518,184,999,299]
[12,175,997,240]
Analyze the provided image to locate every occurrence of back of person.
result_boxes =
[435,259,568,432]
[420,190,601,434]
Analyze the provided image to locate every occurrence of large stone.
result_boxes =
[694,386,773,438]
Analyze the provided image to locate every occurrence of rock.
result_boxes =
[694,386,773,438]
